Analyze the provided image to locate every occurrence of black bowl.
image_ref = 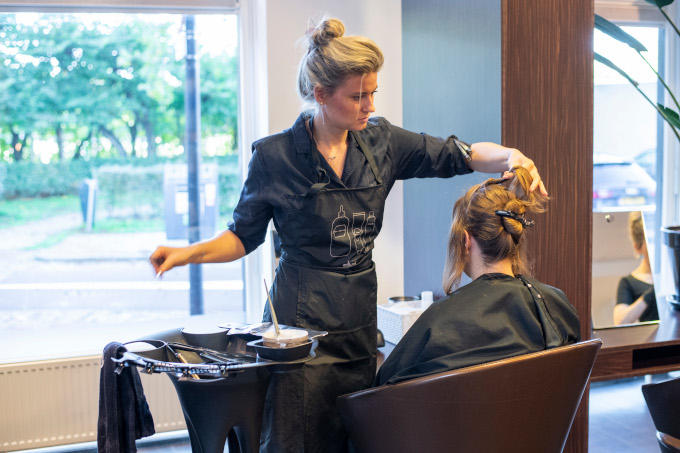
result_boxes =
[181,327,229,352]
[247,339,313,361]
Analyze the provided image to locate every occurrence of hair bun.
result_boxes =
[500,199,525,241]
[308,18,345,49]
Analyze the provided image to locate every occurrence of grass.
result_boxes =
[0,195,80,228]
[0,195,234,237]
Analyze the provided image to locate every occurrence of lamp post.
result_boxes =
[184,15,203,315]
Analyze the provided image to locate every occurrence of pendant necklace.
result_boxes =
[309,118,338,162]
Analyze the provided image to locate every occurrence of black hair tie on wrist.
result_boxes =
[495,210,535,228]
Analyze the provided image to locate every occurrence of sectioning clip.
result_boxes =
[495,210,535,228]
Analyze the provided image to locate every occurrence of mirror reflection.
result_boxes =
[592,210,659,328]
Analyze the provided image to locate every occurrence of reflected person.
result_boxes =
[613,211,658,325]
[375,167,580,386]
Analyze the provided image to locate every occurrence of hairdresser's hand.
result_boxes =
[505,149,548,196]
[150,246,193,278]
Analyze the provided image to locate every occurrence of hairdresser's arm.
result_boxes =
[469,142,547,195]
[150,230,246,277]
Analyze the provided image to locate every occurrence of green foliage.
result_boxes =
[645,0,675,8]
[658,104,680,129]
[595,15,647,52]
[0,157,240,230]
[0,159,92,198]
[594,53,640,86]
[95,164,163,219]
[0,195,79,228]
[0,13,239,161]
[94,158,240,220]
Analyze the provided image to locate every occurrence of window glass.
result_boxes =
[0,12,242,362]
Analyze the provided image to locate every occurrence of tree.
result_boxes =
[0,13,239,162]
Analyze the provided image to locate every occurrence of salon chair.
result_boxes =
[642,376,680,453]
[337,339,601,453]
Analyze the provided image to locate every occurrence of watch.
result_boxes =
[454,138,472,162]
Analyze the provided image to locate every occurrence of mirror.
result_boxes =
[591,210,659,329]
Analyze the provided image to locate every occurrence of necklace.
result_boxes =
[308,118,339,161]
[311,133,338,161]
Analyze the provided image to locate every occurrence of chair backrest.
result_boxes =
[643,377,680,441]
[337,339,602,453]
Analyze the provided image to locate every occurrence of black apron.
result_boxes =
[260,132,386,453]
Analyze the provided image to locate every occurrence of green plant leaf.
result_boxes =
[594,52,640,86]
[645,0,674,7]
[595,15,648,53]
[658,104,680,129]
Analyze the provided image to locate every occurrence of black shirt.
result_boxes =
[616,274,659,322]
[375,274,581,386]
[228,112,472,266]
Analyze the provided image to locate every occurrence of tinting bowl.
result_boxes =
[247,338,313,361]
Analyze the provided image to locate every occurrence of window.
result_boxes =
[0,11,244,362]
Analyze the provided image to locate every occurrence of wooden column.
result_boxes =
[502,1,594,452]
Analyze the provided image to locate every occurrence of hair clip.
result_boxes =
[495,210,535,228]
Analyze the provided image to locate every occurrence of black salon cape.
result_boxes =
[375,273,581,386]
[617,274,659,322]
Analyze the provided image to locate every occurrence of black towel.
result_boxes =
[97,342,155,452]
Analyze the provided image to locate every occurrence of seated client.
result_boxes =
[375,167,581,386]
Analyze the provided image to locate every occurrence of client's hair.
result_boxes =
[442,167,548,294]
[628,211,645,251]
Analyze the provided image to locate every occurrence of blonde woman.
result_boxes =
[376,168,579,386]
[613,212,658,325]
[151,18,548,452]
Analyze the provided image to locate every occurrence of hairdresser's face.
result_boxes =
[317,72,377,131]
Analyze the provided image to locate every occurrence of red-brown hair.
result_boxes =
[442,167,548,294]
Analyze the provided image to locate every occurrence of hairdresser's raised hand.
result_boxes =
[150,246,193,278]
[506,149,548,196]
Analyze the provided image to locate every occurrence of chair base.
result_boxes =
[658,432,680,453]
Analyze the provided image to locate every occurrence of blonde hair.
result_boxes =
[629,211,645,250]
[297,18,384,103]
[442,167,548,294]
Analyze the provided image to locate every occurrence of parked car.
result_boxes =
[593,153,656,211]
[634,148,657,180]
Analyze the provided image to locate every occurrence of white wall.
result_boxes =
[263,0,404,304]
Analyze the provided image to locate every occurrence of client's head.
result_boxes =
[628,211,646,255]
[442,167,548,294]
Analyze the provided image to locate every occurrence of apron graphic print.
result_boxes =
[329,204,375,265]
[330,205,351,258]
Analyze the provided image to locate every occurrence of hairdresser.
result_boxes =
[150,17,547,453]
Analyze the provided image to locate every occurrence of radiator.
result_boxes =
[0,356,185,451]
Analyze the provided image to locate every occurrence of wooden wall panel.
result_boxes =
[502,1,594,452]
